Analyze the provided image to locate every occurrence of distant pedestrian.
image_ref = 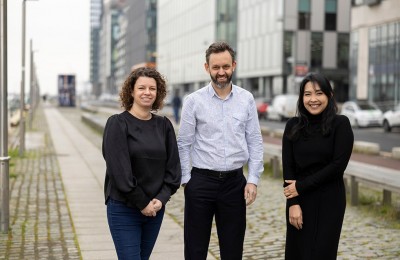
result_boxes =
[178,41,264,259]
[102,67,181,260]
[171,90,182,124]
[282,72,354,259]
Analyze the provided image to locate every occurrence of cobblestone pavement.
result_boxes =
[2,105,399,260]
[65,107,400,260]
[0,107,81,259]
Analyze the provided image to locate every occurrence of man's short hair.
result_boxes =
[205,42,235,64]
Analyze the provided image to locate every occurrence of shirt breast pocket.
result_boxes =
[232,113,247,132]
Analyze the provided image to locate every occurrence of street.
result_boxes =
[260,119,400,153]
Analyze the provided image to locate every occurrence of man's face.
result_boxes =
[205,50,236,89]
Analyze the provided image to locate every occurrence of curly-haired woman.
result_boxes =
[102,67,181,259]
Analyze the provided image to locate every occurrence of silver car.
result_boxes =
[340,100,384,128]
[267,94,298,121]
[383,104,400,132]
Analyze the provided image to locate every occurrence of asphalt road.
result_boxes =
[260,119,400,153]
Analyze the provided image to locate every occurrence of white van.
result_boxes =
[267,94,298,121]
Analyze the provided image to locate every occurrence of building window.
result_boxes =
[325,0,337,31]
[298,0,311,30]
[337,33,349,68]
[349,31,359,100]
[284,32,294,74]
[311,32,323,68]
[216,0,238,49]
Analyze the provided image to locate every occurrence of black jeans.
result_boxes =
[184,168,247,260]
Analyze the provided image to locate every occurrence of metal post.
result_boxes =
[29,39,33,129]
[19,0,26,156]
[292,31,297,93]
[0,0,10,233]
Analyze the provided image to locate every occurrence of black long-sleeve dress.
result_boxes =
[282,114,353,260]
[103,111,181,210]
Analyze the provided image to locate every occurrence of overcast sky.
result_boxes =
[7,0,90,96]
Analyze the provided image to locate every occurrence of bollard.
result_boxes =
[350,176,359,206]
[271,156,280,178]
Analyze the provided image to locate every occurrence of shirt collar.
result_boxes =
[206,82,236,100]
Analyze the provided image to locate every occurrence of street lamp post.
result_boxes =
[28,39,36,130]
[0,0,10,233]
[19,0,27,156]
[19,0,38,156]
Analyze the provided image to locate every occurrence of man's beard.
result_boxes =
[210,73,232,89]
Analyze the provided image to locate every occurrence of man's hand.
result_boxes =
[284,180,299,199]
[289,205,303,230]
[244,183,257,206]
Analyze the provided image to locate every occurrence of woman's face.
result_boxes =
[303,81,329,115]
[132,76,157,109]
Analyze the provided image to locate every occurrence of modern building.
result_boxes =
[157,0,238,97]
[97,0,157,95]
[239,0,351,102]
[98,0,126,96]
[90,0,103,97]
[125,0,158,71]
[350,0,400,110]
[157,0,351,102]
[114,6,128,91]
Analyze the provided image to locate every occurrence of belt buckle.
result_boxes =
[218,172,224,178]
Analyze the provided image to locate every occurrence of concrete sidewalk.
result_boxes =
[44,106,189,259]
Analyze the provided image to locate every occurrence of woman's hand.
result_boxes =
[289,205,303,230]
[284,180,299,199]
[152,199,163,213]
[141,201,157,217]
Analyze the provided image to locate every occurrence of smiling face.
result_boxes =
[303,81,329,115]
[204,50,236,89]
[132,76,157,109]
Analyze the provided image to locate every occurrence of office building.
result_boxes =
[350,0,400,110]
[157,0,351,102]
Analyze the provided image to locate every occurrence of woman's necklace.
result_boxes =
[129,108,151,120]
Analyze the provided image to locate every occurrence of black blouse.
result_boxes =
[103,111,181,210]
[282,114,354,207]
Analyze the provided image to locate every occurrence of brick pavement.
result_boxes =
[0,106,81,259]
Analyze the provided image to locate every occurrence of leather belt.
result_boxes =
[192,167,242,179]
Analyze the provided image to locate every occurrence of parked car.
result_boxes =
[383,104,400,132]
[267,94,298,121]
[255,98,270,120]
[340,100,383,128]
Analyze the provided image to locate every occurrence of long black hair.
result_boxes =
[287,72,338,140]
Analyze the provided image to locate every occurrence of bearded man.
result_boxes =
[177,41,264,260]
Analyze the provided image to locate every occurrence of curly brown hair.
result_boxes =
[119,67,167,111]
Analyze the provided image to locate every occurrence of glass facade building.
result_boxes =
[350,0,400,110]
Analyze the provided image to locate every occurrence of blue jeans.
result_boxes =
[107,198,165,260]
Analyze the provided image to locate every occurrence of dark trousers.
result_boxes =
[184,168,247,260]
[107,198,165,260]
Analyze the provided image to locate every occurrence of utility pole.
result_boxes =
[0,0,10,233]
[19,0,26,156]
[19,0,38,155]
[29,39,34,130]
